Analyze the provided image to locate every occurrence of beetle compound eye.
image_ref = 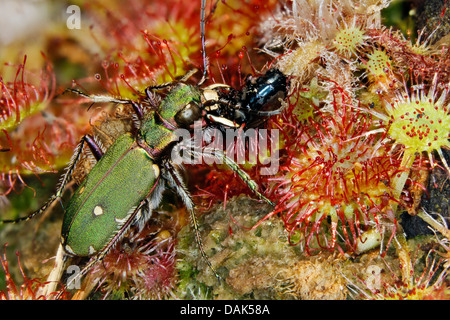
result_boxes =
[175,101,202,127]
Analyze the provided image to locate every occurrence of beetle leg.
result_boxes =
[145,82,175,93]
[83,134,104,161]
[0,134,95,224]
[144,69,200,98]
[198,0,221,85]
[64,88,133,106]
[59,198,153,298]
[134,178,165,231]
[144,78,181,97]
[162,159,222,283]
[56,134,104,198]
[190,147,275,206]
[65,89,149,132]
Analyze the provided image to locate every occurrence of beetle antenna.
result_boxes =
[199,0,208,85]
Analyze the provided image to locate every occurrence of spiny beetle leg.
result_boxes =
[0,134,104,225]
[64,88,145,128]
[38,243,67,298]
[0,134,90,224]
[199,0,207,85]
[162,159,222,283]
[56,134,102,199]
[191,147,275,206]
[144,69,200,99]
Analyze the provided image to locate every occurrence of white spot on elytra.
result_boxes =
[65,245,75,255]
[93,205,104,216]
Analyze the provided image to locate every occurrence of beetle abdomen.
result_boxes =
[61,133,159,256]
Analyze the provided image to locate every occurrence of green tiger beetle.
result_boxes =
[1,0,289,296]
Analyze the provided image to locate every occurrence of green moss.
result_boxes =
[176,195,309,299]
